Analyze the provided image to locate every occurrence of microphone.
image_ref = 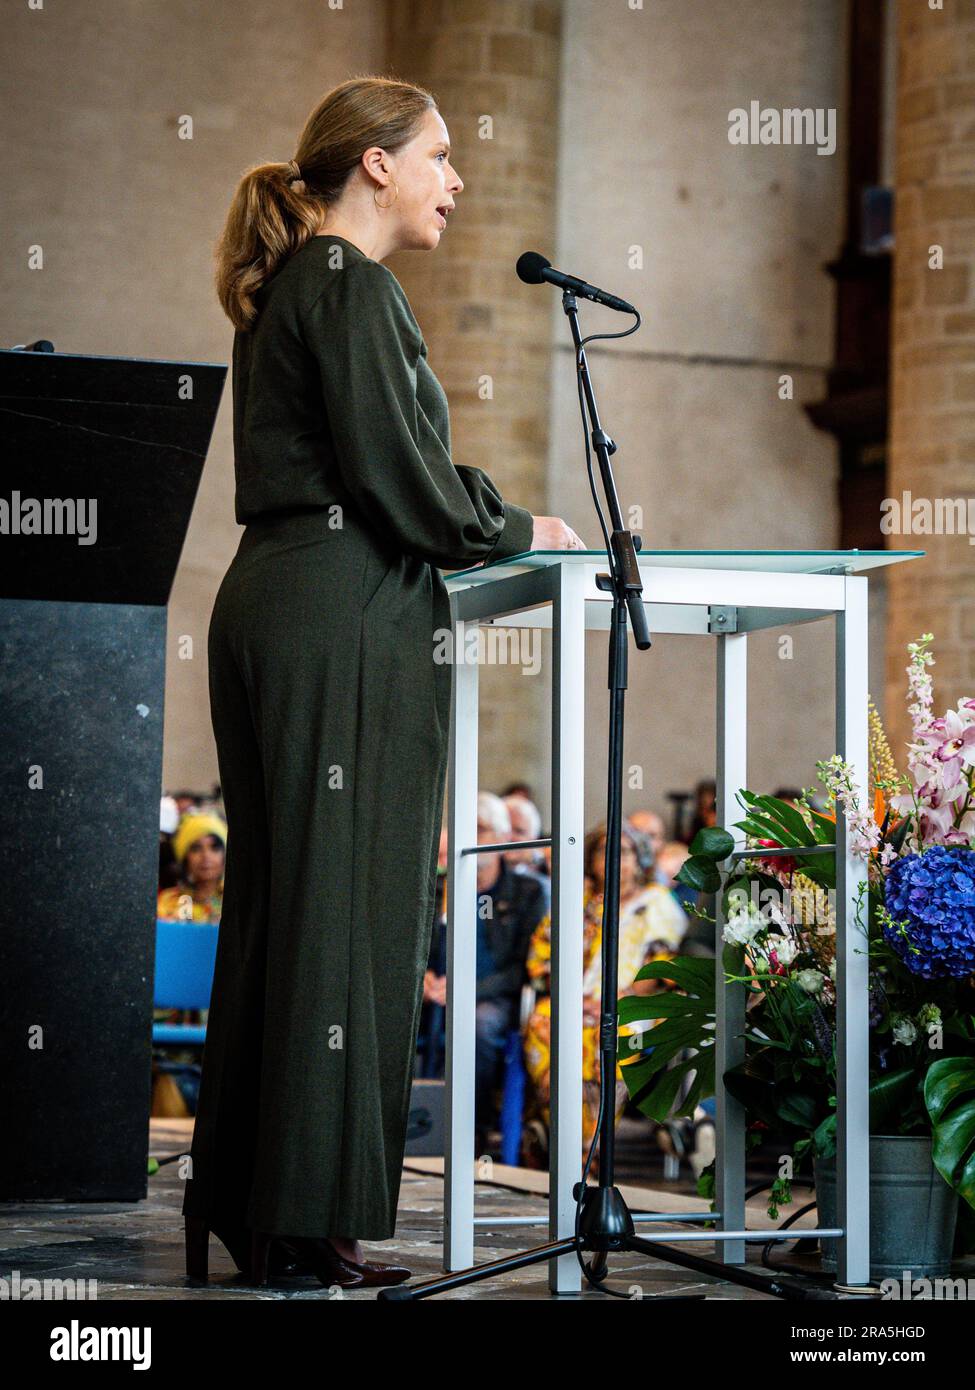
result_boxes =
[516,251,636,315]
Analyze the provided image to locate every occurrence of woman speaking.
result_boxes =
[182,75,584,1291]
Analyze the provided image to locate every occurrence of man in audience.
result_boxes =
[628,808,669,886]
[503,792,551,904]
[424,791,548,1154]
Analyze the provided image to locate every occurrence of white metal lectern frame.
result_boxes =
[439,547,922,1295]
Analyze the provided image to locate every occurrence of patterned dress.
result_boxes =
[523,880,689,1147]
[156,883,223,924]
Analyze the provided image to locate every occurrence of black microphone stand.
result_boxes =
[380,291,825,1302]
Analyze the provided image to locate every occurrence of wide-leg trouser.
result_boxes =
[181,508,449,1240]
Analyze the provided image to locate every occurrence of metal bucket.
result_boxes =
[814,1135,959,1279]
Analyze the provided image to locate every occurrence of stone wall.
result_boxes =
[885,0,975,756]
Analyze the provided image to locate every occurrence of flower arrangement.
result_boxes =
[618,634,975,1222]
[883,846,975,980]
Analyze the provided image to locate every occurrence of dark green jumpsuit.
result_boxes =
[181,234,534,1241]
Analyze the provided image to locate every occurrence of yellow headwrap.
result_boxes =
[172,812,227,865]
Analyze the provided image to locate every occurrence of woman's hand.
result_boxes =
[531,515,586,551]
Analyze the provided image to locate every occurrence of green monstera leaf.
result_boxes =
[925,1056,975,1213]
[617,956,715,1122]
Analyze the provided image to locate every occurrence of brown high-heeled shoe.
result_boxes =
[271,1235,412,1290]
[184,1215,309,1283]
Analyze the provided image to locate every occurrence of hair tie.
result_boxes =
[287,158,302,184]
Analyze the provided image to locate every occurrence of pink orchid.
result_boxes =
[935,708,975,772]
[920,800,956,839]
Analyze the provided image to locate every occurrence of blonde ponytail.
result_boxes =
[215,75,436,331]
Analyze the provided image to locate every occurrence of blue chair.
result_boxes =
[152,918,219,1047]
[498,1027,527,1166]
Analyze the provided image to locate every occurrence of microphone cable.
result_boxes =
[572,311,642,563]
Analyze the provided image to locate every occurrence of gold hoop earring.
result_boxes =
[374,180,399,210]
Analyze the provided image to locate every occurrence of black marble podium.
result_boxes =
[0,348,226,1200]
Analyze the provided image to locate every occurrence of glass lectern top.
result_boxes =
[444,548,924,587]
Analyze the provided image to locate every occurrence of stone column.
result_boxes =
[885,0,975,753]
[386,0,563,798]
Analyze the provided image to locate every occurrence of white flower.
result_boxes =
[722,895,765,947]
[723,912,761,947]
[765,933,797,966]
[796,968,825,995]
[892,1015,918,1046]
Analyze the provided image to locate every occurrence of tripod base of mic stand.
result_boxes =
[377,1185,812,1302]
[378,1184,846,1302]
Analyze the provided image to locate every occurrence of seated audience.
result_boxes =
[152,810,227,1116]
[522,819,689,1166]
[424,791,548,1154]
[156,811,226,924]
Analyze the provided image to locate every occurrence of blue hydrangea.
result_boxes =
[883,845,975,980]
